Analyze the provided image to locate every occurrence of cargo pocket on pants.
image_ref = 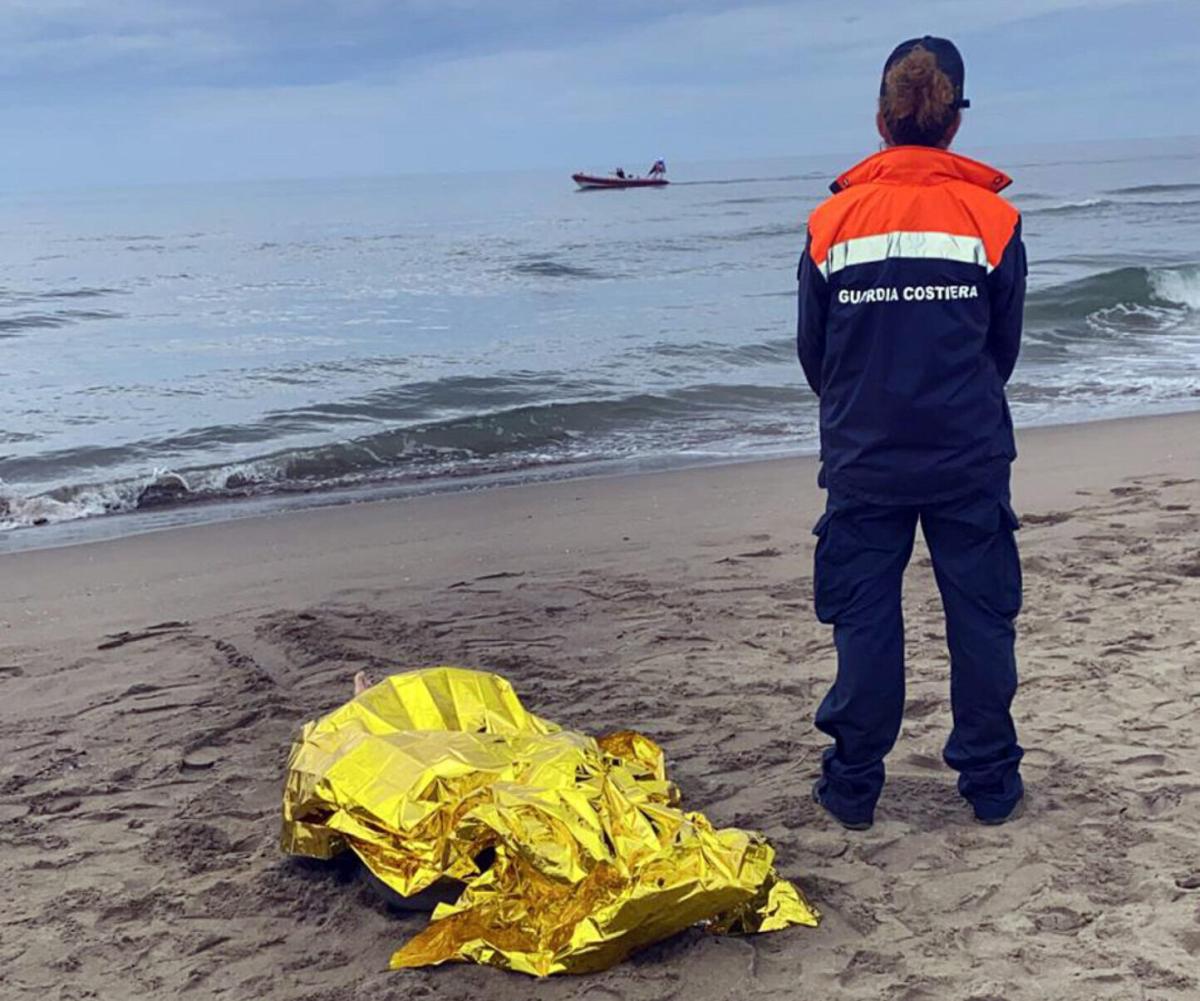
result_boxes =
[996,500,1023,619]
[811,510,846,624]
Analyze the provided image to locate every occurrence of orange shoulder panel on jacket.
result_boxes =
[947,183,1020,267]
[807,149,1020,269]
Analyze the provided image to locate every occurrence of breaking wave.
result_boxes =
[0,381,811,531]
[4,262,1197,535]
[1025,197,1112,216]
[1022,264,1200,357]
[1025,264,1199,323]
[1105,182,1200,195]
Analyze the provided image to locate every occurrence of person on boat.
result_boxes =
[615,168,627,179]
[648,159,667,178]
[797,36,1027,830]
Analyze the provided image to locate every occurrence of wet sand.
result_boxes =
[2,411,1199,1000]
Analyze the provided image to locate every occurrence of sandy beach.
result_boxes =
[2,410,1199,1001]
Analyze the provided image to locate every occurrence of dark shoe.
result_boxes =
[975,794,1025,826]
[812,780,872,831]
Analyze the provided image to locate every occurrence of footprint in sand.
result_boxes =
[97,620,190,651]
[1022,511,1073,526]
[33,794,83,816]
[837,948,904,986]
[577,988,624,1001]
[1173,557,1200,578]
[1018,746,1061,769]
[1032,906,1093,934]
[1114,752,1168,768]
[181,746,222,772]
[0,802,31,822]
[1139,785,1186,816]
[904,694,943,719]
[1177,930,1200,957]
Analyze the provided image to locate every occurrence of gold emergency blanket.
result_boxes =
[281,667,818,975]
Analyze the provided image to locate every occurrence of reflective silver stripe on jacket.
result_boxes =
[819,230,992,280]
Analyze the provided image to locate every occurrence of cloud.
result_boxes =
[0,0,1194,187]
[0,0,1141,87]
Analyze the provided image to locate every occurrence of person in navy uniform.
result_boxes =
[797,37,1027,830]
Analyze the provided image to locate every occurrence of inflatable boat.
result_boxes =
[572,172,668,190]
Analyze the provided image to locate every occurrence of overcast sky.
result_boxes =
[2,0,1197,189]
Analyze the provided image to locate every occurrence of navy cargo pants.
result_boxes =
[811,486,1025,825]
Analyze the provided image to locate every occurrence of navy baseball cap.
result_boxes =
[880,36,970,109]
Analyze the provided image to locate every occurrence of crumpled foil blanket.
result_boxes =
[281,667,819,975]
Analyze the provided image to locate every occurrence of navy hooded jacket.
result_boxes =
[797,146,1027,504]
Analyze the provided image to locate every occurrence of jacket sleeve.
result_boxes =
[986,216,1027,384]
[797,230,829,397]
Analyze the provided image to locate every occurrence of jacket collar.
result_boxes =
[831,146,1012,194]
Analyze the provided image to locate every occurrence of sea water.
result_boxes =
[1,136,1198,549]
